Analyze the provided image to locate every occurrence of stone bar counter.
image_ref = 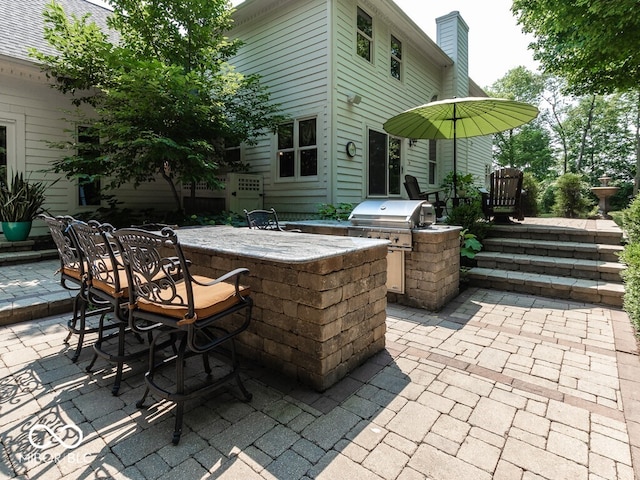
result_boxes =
[174,226,389,391]
[286,221,461,311]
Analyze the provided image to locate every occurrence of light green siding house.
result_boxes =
[229,0,491,217]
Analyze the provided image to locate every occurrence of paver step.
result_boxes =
[489,223,624,245]
[0,249,59,266]
[482,237,623,263]
[475,251,626,282]
[465,267,624,307]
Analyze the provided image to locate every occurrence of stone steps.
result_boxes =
[466,220,626,307]
[0,237,74,325]
[482,238,623,262]
[474,251,625,282]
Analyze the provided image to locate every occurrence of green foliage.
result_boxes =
[445,201,491,242]
[552,173,593,218]
[539,182,557,214]
[609,183,633,212]
[521,172,539,217]
[622,196,640,244]
[620,197,640,330]
[512,0,640,94]
[31,0,286,212]
[460,229,482,259]
[620,242,640,331]
[185,211,245,227]
[0,172,48,222]
[317,203,355,221]
[440,172,480,202]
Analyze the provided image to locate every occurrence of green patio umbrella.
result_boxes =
[383,96,539,200]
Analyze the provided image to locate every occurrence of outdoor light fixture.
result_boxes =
[409,139,418,147]
[347,94,362,105]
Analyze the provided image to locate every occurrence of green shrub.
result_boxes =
[317,202,354,220]
[521,172,539,217]
[539,182,557,214]
[623,195,640,243]
[445,201,491,242]
[620,242,640,331]
[610,182,633,212]
[552,173,592,218]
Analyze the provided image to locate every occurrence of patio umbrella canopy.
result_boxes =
[383,96,539,199]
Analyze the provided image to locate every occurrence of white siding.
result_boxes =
[333,0,447,203]
[232,0,490,214]
[230,0,330,215]
[0,62,175,236]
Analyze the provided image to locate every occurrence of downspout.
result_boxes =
[327,0,336,205]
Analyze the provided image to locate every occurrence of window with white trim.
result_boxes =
[0,126,6,186]
[277,118,317,179]
[357,7,373,62]
[77,126,101,206]
[368,130,401,196]
[428,140,437,185]
[391,35,402,80]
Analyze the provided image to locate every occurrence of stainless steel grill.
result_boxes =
[347,200,435,294]
[347,199,434,250]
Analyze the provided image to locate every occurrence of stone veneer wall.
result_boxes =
[180,244,388,391]
[287,223,461,312]
[387,227,461,310]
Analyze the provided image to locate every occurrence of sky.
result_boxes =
[87,0,539,89]
[392,0,539,88]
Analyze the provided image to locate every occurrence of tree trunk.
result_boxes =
[576,95,596,172]
[161,169,182,213]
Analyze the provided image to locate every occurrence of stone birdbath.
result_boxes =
[590,176,619,218]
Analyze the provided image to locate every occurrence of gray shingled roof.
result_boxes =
[0,0,112,63]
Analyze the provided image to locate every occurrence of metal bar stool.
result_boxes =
[39,214,112,362]
[113,226,253,445]
[70,220,148,395]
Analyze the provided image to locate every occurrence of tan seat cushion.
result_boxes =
[91,266,129,298]
[62,265,82,281]
[136,275,250,322]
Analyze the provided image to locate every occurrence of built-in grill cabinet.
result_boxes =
[347,200,434,293]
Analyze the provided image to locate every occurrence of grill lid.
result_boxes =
[348,200,427,229]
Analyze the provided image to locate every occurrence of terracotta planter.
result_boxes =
[1,221,33,241]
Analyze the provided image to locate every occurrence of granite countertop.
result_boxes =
[175,226,389,263]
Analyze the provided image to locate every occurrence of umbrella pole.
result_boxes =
[453,106,458,207]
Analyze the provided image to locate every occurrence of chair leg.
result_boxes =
[111,322,127,396]
[64,294,81,344]
[172,336,188,445]
[226,338,252,402]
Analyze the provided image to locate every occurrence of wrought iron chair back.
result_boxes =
[39,214,102,362]
[39,214,85,285]
[68,220,144,395]
[71,221,126,300]
[244,208,284,231]
[112,226,253,444]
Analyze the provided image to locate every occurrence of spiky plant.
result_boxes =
[0,172,48,222]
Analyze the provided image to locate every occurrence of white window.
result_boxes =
[77,126,101,207]
[0,112,25,182]
[428,140,437,185]
[391,35,402,80]
[277,118,317,180]
[357,7,373,62]
[368,130,401,196]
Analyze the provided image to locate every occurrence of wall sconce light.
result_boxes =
[347,94,362,105]
[409,139,418,147]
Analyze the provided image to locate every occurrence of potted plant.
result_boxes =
[0,172,48,241]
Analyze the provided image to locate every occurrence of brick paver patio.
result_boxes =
[1,260,639,479]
